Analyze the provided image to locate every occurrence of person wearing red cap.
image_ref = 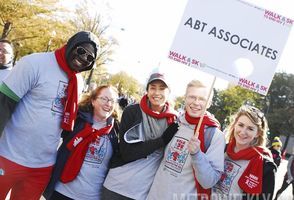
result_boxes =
[212,105,276,200]
[0,31,100,200]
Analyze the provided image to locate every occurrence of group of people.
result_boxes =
[0,31,292,200]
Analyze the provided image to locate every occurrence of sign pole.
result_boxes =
[194,76,216,137]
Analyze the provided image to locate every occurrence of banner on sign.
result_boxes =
[168,0,293,95]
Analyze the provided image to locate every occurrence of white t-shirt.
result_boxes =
[56,121,113,200]
[0,67,12,82]
[212,154,249,200]
[147,115,225,200]
[0,52,83,168]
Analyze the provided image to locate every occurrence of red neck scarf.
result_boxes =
[139,94,176,125]
[55,46,78,131]
[60,120,113,183]
[185,111,220,200]
[226,138,268,194]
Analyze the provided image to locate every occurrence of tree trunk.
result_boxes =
[1,22,12,39]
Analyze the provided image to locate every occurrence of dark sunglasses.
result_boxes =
[76,46,95,63]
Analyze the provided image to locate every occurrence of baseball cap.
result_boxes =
[146,73,169,90]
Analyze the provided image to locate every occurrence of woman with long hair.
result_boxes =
[212,105,276,200]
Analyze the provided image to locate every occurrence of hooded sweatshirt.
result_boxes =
[0,31,99,168]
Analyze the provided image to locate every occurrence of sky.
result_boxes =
[62,0,294,97]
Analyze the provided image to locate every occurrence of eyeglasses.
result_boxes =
[240,105,264,120]
[96,96,116,104]
[76,46,95,63]
[186,95,206,103]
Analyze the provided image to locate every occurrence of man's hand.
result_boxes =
[188,135,201,154]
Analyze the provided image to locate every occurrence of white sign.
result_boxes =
[168,0,293,95]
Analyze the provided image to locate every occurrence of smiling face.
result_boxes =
[185,86,210,118]
[233,115,259,151]
[67,43,95,72]
[0,42,13,66]
[91,87,118,122]
[146,80,170,112]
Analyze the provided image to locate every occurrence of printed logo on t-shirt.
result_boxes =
[213,160,240,197]
[51,81,68,114]
[85,136,108,166]
[164,136,189,174]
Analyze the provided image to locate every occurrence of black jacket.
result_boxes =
[109,103,166,168]
[242,154,277,200]
[269,147,282,167]
[43,111,119,199]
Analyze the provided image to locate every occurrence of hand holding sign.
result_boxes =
[188,135,201,154]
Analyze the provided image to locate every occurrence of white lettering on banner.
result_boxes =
[73,137,83,147]
[244,173,259,189]
[63,112,70,123]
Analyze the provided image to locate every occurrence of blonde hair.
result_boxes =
[185,80,214,103]
[227,105,268,147]
[79,85,119,120]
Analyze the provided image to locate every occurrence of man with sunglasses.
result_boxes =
[0,31,100,200]
[0,39,14,82]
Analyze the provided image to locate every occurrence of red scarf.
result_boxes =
[60,121,113,183]
[185,111,220,200]
[139,94,176,125]
[226,138,268,194]
[55,46,78,131]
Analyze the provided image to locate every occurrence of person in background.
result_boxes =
[0,31,100,200]
[147,80,225,200]
[118,94,129,110]
[212,105,276,200]
[0,39,14,81]
[269,136,282,167]
[102,72,178,200]
[274,152,294,200]
[44,85,119,200]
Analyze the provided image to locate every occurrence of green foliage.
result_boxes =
[0,0,73,60]
[69,0,118,68]
[265,72,294,140]
[210,86,262,129]
[109,71,143,101]
[208,72,293,142]
[174,96,185,111]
